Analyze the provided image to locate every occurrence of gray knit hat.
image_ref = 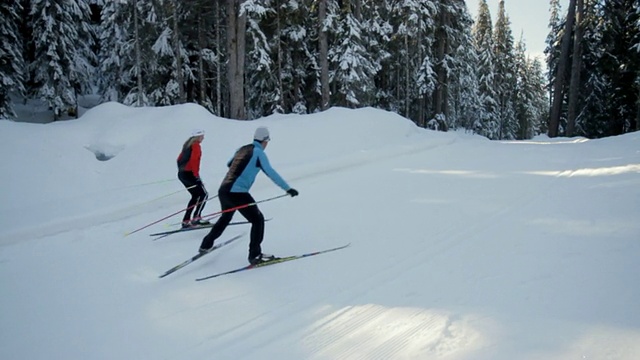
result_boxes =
[254,127,270,141]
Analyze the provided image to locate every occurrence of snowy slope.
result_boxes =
[1,103,639,360]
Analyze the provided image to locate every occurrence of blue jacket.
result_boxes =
[220,141,290,193]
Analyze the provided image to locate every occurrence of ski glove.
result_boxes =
[287,188,299,197]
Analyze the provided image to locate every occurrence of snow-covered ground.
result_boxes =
[1,103,639,359]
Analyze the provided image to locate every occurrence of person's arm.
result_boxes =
[257,150,290,191]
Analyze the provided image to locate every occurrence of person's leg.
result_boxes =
[235,194,265,260]
[178,172,198,223]
[199,191,234,250]
[192,183,208,221]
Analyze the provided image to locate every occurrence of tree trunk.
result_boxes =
[198,14,206,107]
[318,0,329,110]
[276,0,283,111]
[404,32,409,118]
[549,0,577,137]
[133,0,143,107]
[226,0,246,120]
[566,0,584,136]
[171,0,184,103]
[215,0,222,116]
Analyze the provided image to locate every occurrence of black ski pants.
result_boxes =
[178,171,208,222]
[200,191,264,259]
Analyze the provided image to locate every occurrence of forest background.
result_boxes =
[1,0,638,140]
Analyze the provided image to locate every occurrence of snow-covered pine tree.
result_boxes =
[430,0,478,131]
[119,0,159,107]
[329,0,376,108]
[446,0,483,131]
[244,0,278,118]
[178,0,221,113]
[0,0,26,119]
[387,0,436,123]
[98,0,130,102]
[472,0,499,139]
[30,0,94,120]
[598,0,639,135]
[276,0,319,115]
[528,57,549,136]
[361,0,393,112]
[577,0,609,137]
[545,0,563,95]
[492,0,518,140]
[514,37,542,139]
[147,0,190,106]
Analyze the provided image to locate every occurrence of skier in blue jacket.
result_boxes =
[199,127,298,264]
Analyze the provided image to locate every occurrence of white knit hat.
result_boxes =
[191,129,205,137]
[254,127,270,141]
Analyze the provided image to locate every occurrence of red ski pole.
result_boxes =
[200,194,289,221]
[124,194,218,237]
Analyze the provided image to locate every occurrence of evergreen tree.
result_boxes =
[387,0,437,124]
[244,0,278,118]
[473,0,499,139]
[98,0,131,102]
[147,0,190,106]
[360,0,393,113]
[29,0,94,120]
[0,0,26,119]
[432,0,480,131]
[514,37,546,139]
[578,0,609,137]
[329,0,376,108]
[179,0,221,112]
[492,0,518,139]
[545,0,563,92]
[274,0,316,115]
[528,57,549,135]
[599,0,639,135]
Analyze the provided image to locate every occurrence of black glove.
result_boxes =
[287,188,299,197]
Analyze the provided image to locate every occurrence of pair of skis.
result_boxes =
[150,219,271,239]
[159,233,349,280]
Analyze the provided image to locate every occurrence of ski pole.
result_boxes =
[200,194,289,221]
[124,178,177,188]
[124,193,219,237]
[137,185,196,207]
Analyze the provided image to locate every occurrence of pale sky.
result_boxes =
[465,0,560,61]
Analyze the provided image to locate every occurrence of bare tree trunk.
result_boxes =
[276,0,284,111]
[418,28,424,127]
[549,0,577,137]
[566,0,584,136]
[404,32,409,118]
[198,14,206,107]
[171,0,184,103]
[133,0,143,106]
[226,0,246,120]
[215,1,222,116]
[318,0,329,110]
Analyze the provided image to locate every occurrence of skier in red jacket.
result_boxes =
[177,129,209,228]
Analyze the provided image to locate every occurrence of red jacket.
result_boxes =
[177,142,202,178]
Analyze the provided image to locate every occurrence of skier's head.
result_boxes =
[254,127,270,142]
[192,129,205,137]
